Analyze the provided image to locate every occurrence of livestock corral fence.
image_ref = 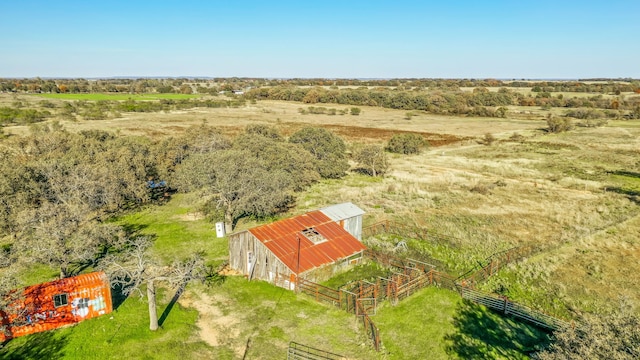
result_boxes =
[287,342,345,360]
[455,244,538,288]
[363,221,572,330]
[297,221,572,352]
[460,287,571,331]
[297,250,457,351]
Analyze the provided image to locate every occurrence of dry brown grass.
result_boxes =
[3,97,544,140]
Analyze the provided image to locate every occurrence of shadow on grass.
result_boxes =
[445,300,551,359]
[608,170,640,179]
[0,331,68,360]
[110,282,128,311]
[158,266,227,327]
[120,223,149,237]
[605,187,640,205]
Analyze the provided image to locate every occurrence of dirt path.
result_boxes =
[180,291,245,357]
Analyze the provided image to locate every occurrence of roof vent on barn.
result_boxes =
[301,227,326,244]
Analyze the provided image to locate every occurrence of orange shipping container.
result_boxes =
[0,271,113,342]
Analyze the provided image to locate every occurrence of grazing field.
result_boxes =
[2,93,639,358]
[2,192,549,360]
[3,97,545,139]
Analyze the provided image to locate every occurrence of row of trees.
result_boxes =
[0,98,245,124]
[3,78,638,95]
[246,86,640,117]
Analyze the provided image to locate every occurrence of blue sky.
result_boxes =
[1,1,638,78]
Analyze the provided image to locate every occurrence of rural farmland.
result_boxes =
[1,76,639,359]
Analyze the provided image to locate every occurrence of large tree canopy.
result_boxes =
[1,124,160,278]
[173,126,324,230]
[213,149,294,230]
[288,126,349,179]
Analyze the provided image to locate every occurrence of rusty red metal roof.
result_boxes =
[249,211,366,274]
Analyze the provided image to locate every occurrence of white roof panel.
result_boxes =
[320,203,365,221]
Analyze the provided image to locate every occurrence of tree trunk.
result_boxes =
[60,265,68,279]
[224,211,234,233]
[147,279,158,331]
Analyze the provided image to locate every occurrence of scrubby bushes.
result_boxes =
[546,116,574,133]
[386,133,427,154]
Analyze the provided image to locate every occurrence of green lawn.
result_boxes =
[375,286,550,359]
[32,93,201,101]
[0,287,215,360]
[114,193,226,265]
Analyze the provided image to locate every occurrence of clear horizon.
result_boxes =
[2,1,638,79]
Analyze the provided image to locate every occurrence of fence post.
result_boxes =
[503,297,509,315]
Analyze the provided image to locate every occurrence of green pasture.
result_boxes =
[114,193,226,265]
[0,287,214,360]
[375,287,550,359]
[0,188,553,359]
[32,93,201,101]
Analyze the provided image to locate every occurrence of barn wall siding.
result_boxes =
[229,231,295,288]
[343,215,363,240]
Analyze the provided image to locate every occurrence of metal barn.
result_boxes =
[320,202,365,240]
[228,209,366,290]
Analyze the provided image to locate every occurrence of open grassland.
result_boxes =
[3,97,544,139]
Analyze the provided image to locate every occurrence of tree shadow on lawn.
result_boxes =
[158,265,227,327]
[0,330,68,360]
[445,300,551,359]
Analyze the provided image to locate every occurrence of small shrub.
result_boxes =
[470,182,496,195]
[508,133,526,143]
[386,133,426,155]
[350,107,361,116]
[352,144,389,177]
[546,116,573,133]
[480,133,496,146]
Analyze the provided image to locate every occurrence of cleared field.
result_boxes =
[4,99,545,139]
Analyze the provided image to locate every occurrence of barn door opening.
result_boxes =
[247,251,254,274]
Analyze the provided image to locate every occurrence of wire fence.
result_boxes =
[287,342,345,360]
[296,221,572,352]
[459,286,571,331]
[362,221,572,330]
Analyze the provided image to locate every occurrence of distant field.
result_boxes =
[32,93,201,101]
[3,99,545,139]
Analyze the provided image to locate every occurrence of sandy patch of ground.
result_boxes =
[180,292,245,357]
[175,212,205,221]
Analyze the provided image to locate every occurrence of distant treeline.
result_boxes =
[245,86,640,117]
[0,98,245,125]
[1,78,639,95]
[2,78,639,121]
